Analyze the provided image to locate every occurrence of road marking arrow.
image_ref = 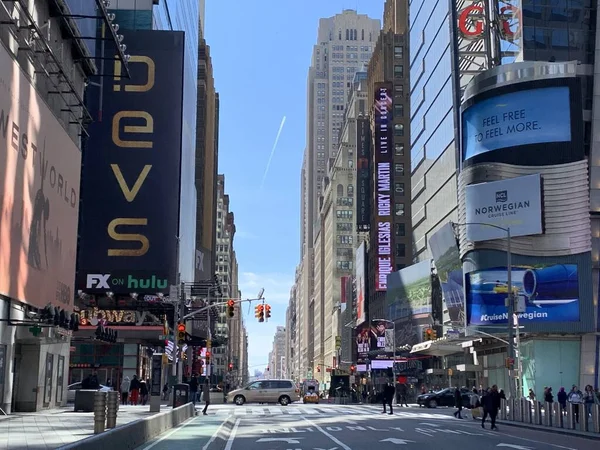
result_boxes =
[256,438,304,444]
[380,438,416,445]
[497,444,534,450]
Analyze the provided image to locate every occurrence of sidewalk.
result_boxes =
[0,403,175,450]
[497,417,600,440]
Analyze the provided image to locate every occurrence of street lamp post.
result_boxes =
[371,319,396,382]
[452,221,522,399]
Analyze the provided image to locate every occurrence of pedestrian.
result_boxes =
[202,378,211,415]
[584,385,598,421]
[568,385,584,424]
[453,387,463,419]
[481,385,501,430]
[557,387,567,412]
[381,382,395,415]
[120,376,131,405]
[189,374,199,406]
[89,371,100,389]
[130,375,141,405]
[162,382,169,400]
[140,379,149,405]
[398,383,409,407]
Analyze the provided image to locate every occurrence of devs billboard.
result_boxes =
[77,31,185,294]
[465,174,543,242]
[356,116,371,231]
[466,262,580,325]
[374,82,394,291]
[462,86,571,161]
[0,43,81,310]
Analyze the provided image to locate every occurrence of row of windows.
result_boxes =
[337,261,353,270]
[336,210,353,219]
[337,235,353,244]
[337,197,353,206]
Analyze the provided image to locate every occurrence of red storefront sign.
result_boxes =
[458,3,520,41]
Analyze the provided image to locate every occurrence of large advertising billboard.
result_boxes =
[77,31,185,295]
[462,86,571,161]
[386,260,432,346]
[355,242,367,326]
[465,174,543,242]
[356,116,371,231]
[374,82,394,291]
[195,246,212,282]
[465,263,580,325]
[429,223,464,326]
[0,43,81,310]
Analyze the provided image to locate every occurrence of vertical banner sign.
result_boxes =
[77,31,185,294]
[356,117,371,231]
[374,83,394,292]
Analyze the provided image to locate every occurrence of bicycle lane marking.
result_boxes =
[302,416,353,450]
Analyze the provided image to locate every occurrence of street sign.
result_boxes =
[159,334,173,340]
[169,285,178,300]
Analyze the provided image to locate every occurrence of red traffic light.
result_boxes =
[205,351,211,358]
[177,323,185,332]
[228,363,233,370]
[227,300,234,307]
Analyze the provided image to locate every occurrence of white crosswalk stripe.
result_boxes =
[211,405,430,417]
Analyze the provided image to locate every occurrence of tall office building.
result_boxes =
[270,327,287,379]
[297,8,380,382]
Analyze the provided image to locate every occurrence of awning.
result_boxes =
[410,340,464,357]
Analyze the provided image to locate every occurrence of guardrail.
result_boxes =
[500,398,600,434]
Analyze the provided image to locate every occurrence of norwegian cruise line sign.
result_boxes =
[465,174,543,242]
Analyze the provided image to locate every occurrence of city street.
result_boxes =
[136,404,599,450]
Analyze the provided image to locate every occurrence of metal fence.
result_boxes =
[499,398,600,434]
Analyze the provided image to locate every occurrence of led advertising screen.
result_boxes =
[465,263,580,325]
[355,242,367,326]
[77,31,185,294]
[356,117,371,231]
[462,86,571,161]
[465,174,543,242]
[374,82,394,291]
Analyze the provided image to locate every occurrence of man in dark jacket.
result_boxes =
[189,374,199,406]
[382,382,395,415]
[481,385,501,430]
[453,387,463,419]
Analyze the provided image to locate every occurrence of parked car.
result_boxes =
[67,382,112,402]
[227,379,300,406]
[417,388,475,408]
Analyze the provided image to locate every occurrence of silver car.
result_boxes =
[67,382,112,402]
[228,379,300,406]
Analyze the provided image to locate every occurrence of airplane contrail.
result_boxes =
[259,115,287,191]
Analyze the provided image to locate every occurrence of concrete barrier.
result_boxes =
[56,403,195,450]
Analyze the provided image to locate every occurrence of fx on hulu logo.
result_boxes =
[86,274,168,290]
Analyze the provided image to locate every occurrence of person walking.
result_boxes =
[129,375,141,405]
[381,382,395,415]
[189,374,199,406]
[201,378,211,415]
[481,385,501,430]
[120,377,130,405]
[453,387,463,419]
[568,385,584,425]
[584,385,598,422]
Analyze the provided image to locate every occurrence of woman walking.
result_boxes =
[120,376,131,405]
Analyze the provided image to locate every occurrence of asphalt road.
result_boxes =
[136,403,600,450]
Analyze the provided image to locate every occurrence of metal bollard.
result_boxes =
[566,402,575,429]
[500,399,508,420]
[106,391,119,429]
[533,401,542,425]
[552,401,563,428]
[521,398,528,423]
[508,398,515,421]
[93,391,107,434]
[592,404,600,433]
[544,402,552,427]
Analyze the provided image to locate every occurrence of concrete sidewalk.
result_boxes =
[497,417,600,440]
[0,404,176,449]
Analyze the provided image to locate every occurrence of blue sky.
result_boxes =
[205,0,384,375]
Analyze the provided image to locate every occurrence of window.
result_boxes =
[394,65,404,78]
[394,104,404,117]
[347,184,354,196]
[395,223,406,237]
[337,184,344,196]
[336,210,353,219]
[395,182,405,195]
[394,84,403,94]
[394,46,403,59]
[395,163,404,175]
[396,243,406,257]
[395,144,404,156]
[337,223,352,231]
[395,203,405,216]
[394,123,404,136]
[337,261,353,270]
[337,235,353,244]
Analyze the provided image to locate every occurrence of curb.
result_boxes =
[56,403,195,450]
[497,419,600,441]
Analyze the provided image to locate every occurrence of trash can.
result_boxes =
[173,383,190,408]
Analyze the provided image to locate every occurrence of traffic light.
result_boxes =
[424,328,433,341]
[350,365,356,374]
[177,322,186,345]
[430,329,437,340]
[227,300,235,318]
[205,350,211,365]
[265,304,271,320]
[228,362,233,371]
[255,304,264,322]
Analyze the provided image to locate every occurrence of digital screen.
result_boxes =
[462,86,571,161]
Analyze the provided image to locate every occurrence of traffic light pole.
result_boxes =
[177,281,186,383]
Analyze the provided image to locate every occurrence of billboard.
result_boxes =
[77,31,185,295]
[462,86,571,161]
[355,242,367,326]
[195,247,212,282]
[0,43,81,310]
[465,263,580,325]
[429,223,464,325]
[356,116,371,231]
[374,82,394,291]
[465,174,543,242]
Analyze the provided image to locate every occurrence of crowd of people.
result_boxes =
[537,384,600,424]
